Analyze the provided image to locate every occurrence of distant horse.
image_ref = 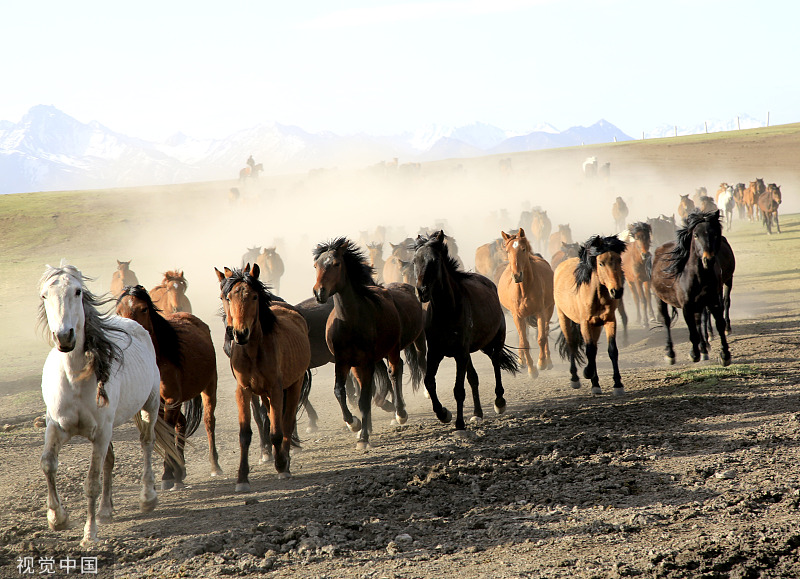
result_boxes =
[650,211,731,366]
[529,208,552,254]
[116,286,222,490]
[678,195,695,221]
[621,222,654,328]
[583,156,598,178]
[550,241,581,271]
[718,186,736,231]
[475,238,507,278]
[313,238,426,449]
[758,183,782,234]
[743,178,766,222]
[497,229,554,377]
[612,197,629,231]
[150,270,192,314]
[647,214,677,248]
[216,264,311,490]
[548,224,573,258]
[239,163,263,181]
[383,255,414,284]
[256,247,285,294]
[698,196,717,213]
[241,246,261,269]
[110,260,139,298]
[412,230,519,433]
[693,187,708,205]
[733,183,746,219]
[366,242,385,283]
[715,183,730,204]
[38,264,178,546]
[554,236,628,395]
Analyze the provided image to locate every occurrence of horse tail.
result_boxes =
[555,320,586,365]
[372,360,395,412]
[403,343,426,392]
[298,369,313,415]
[133,413,186,469]
[182,395,204,438]
[496,344,521,375]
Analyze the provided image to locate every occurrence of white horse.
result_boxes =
[719,186,736,231]
[38,263,172,546]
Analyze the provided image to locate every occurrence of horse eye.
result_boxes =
[75,288,82,296]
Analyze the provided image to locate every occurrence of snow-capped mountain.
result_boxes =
[0,106,636,194]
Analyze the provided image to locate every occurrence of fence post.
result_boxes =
[705,121,708,134]
[737,116,740,130]
[767,111,770,126]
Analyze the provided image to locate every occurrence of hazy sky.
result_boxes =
[2,0,797,141]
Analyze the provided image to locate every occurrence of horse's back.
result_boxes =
[166,312,216,381]
[650,242,682,307]
[553,257,582,321]
[385,282,424,347]
[459,273,505,338]
[109,317,160,426]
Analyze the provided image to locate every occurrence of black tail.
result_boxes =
[182,395,204,438]
[556,320,586,365]
[297,369,313,417]
[403,343,426,392]
[496,344,521,375]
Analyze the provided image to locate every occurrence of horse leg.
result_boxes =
[424,351,452,424]
[98,441,114,524]
[352,365,375,450]
[583,325,602,395]
[683,308,703,362]
[82,426,112,546]
[775,212,781,234]
[387,352,408,425]
[160,404,179,490]
[538,307,554,370]
[304,398,320,434]
[558,310,581,388]
[201,390,223,476]
[452,355,469,434]
[466,358,483,422]
[616,296,628,346]
[138,391,159,511]
[334,363,361,433]
[723,281,733,333]
[658,299,676,364]
[710,303,732,366]
[249,396,271,464]
[41,421,70,531]
[235,386,253,492]
[277,382,302,478]
[513,313,536,378]
[174,409,188,487]
[605,322,624,395]
[643,280,655,325]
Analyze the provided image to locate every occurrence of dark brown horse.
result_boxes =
[412,230,519,434]
[116,286,221,490]
[612,197,629,231]
[553,235,627,395]
[650,211,731,366]
[150,270,192,314]
[647,214,677,248]
[733,183,746,220]
[678,195,695,221]
[216,264,311,490]
[620,222,654,328]
[758,183,782,234]
[110,260,139,298]
[313,238,426,449]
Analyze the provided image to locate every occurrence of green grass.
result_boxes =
[665,364,761,387]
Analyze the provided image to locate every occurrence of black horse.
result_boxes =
[412,230,519,434]
[650,210,732,366]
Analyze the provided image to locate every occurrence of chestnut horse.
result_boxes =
[529,208,552,254]
[678,195,695,221]
[256,247,285,294]
[758,183,782,234]
[475,238,507,279]
[553,235,627,395]
[621,222,655,328]
[550,241,581,271]
[612,197,629,231]
[313,238,426,449]
[743,178,766,222]
[116,286,222,490]
[412,231,519,434]
[733,183,746,220]
[497,229,554,377]
[110,260,139,298]
[150,270,192,314]
[548,224,573,258]
[216,264,311,490]
[650,211,731,366]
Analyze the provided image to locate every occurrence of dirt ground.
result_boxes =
[1,131,800,578]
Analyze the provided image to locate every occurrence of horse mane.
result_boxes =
[313,237,379,295]
[220,268,278,334]
[628,221,652,240]
[414,231,470,281]
[118,285,182,369]
[574,235,627,287]
[37,264,126,384]
[664,210,721,275]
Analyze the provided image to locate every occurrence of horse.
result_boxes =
[116,286,222,490]
[529,208,552,254]
[256,247,285,294]
[550,241,581,271]
[715,183,730,204]
[241,246,261,269]
[650,210,731,367]
[37,263,178,546]
[758,183,782,234]
[693,187,708,205]
[150,270,192,314]
[313,238,426,449]
[474,238,507,278]
[743,178,766,222]
[412,230,519,434]
[548,224,573,258]
[216,264,311,490]
[698,196,718,213]
[110,260,139,298]
[383,254,413,284]
[718,186,736,231]
[647,214,677,248]
[733,183,746,220]
[366,242,385,283]
[612,197,629,231]
[583,156,598,178]
[497,229,554,378]
[621,222,655,328]
[239,163,263,181]
[553,235,628,395]
[678,194,695,221]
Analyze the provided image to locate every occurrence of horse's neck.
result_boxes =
[55,332,92,383]
[430,269,460,314]
[331,281,371,322]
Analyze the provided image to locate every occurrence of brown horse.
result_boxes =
[313,238,426,449]
[758,183,782,234]
[733,183,746,219]
[678,194,695,221]
[116,286,221,490]
[150,271,192,314]
[256,247,285,294]
[475,237,507,278]
[550,241,581,271]
[216,264,311,490]
[110,260,139,298]
[647,214,677,248]
[497,229,554,377]
[529,208,552,254]
[548,224,573,258]
[239,163,263,181]
[698,196,718,213]
[743,178,766,222]
[621,222,654,328]
[553,235,627,395]
[612,197,629,231]
[366,242,385,283]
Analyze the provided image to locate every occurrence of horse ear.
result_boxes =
[214,268,225,283]
[434,230,445,244]
[501,231,510,241]
[244,263,251,274]
[223,267,234,278]
[519,227,526,238]
[251,263,260,279]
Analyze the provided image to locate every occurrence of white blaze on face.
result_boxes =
[173,282,179,289]
[512,241,519,249]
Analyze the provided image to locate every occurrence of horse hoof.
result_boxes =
[664,356,675,365]
[453,429,470,439]
[494,403,506,415]
[210,468,223,477]
[348,417,362,433]
[161,480,174,491]
[395,412,408,425]
[570,380,581,389]
[169,481,186,491]
[720,354,732,367]
[469,415,483,423]
[259,454,271,464]
[140,496,158,513]
[80,536,98,548]
[47,508,69,531]
[235,483,251,493]
[305,425,318,434]
[701,353,709,361]
[528,367,539,379]
[356,441,372,451]
[97,510,113,525]
[612,387,625,396]
[277,471,292,480]
[690,354,700,363]
[591,386,602,396]
[440,408,452,424]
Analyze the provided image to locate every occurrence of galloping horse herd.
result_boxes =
[36,173,783,546]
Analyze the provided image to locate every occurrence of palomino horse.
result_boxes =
[620,222,654,327]
[553,236,627,395]
[38,264,178,545]
[550,241,581,271]
[216,264,311,490]
[150,270,192,314]
[256,247,285,294]
[412,231,519,434]
[497,229,554,377]
[548,224,573,258]
[650,211,731,366]
[612,197,629,231]
[743,178,766,222]
[529,208,552,254]
[758,183,782,234]
[110,260,139,298]
[313,238,426,449]
[678,195,695,220]
[116,286,222,490]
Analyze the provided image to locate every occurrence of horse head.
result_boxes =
[681,210,722,271]
[502,228,532,284]
[412,230,451,303]
[116,260,132,273]
[116,285,155,333]
[216,263,267,345]
[39,264,86,352]
[575,236,627,299]
[312,238,374,304]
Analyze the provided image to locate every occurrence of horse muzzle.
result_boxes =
[701,253,715,269]
[416,286,431,303]
[53,329,76,352]
[609,287,624,300]
[512,272,523,284]
[313,287,329,304]
[232,328,250,345]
